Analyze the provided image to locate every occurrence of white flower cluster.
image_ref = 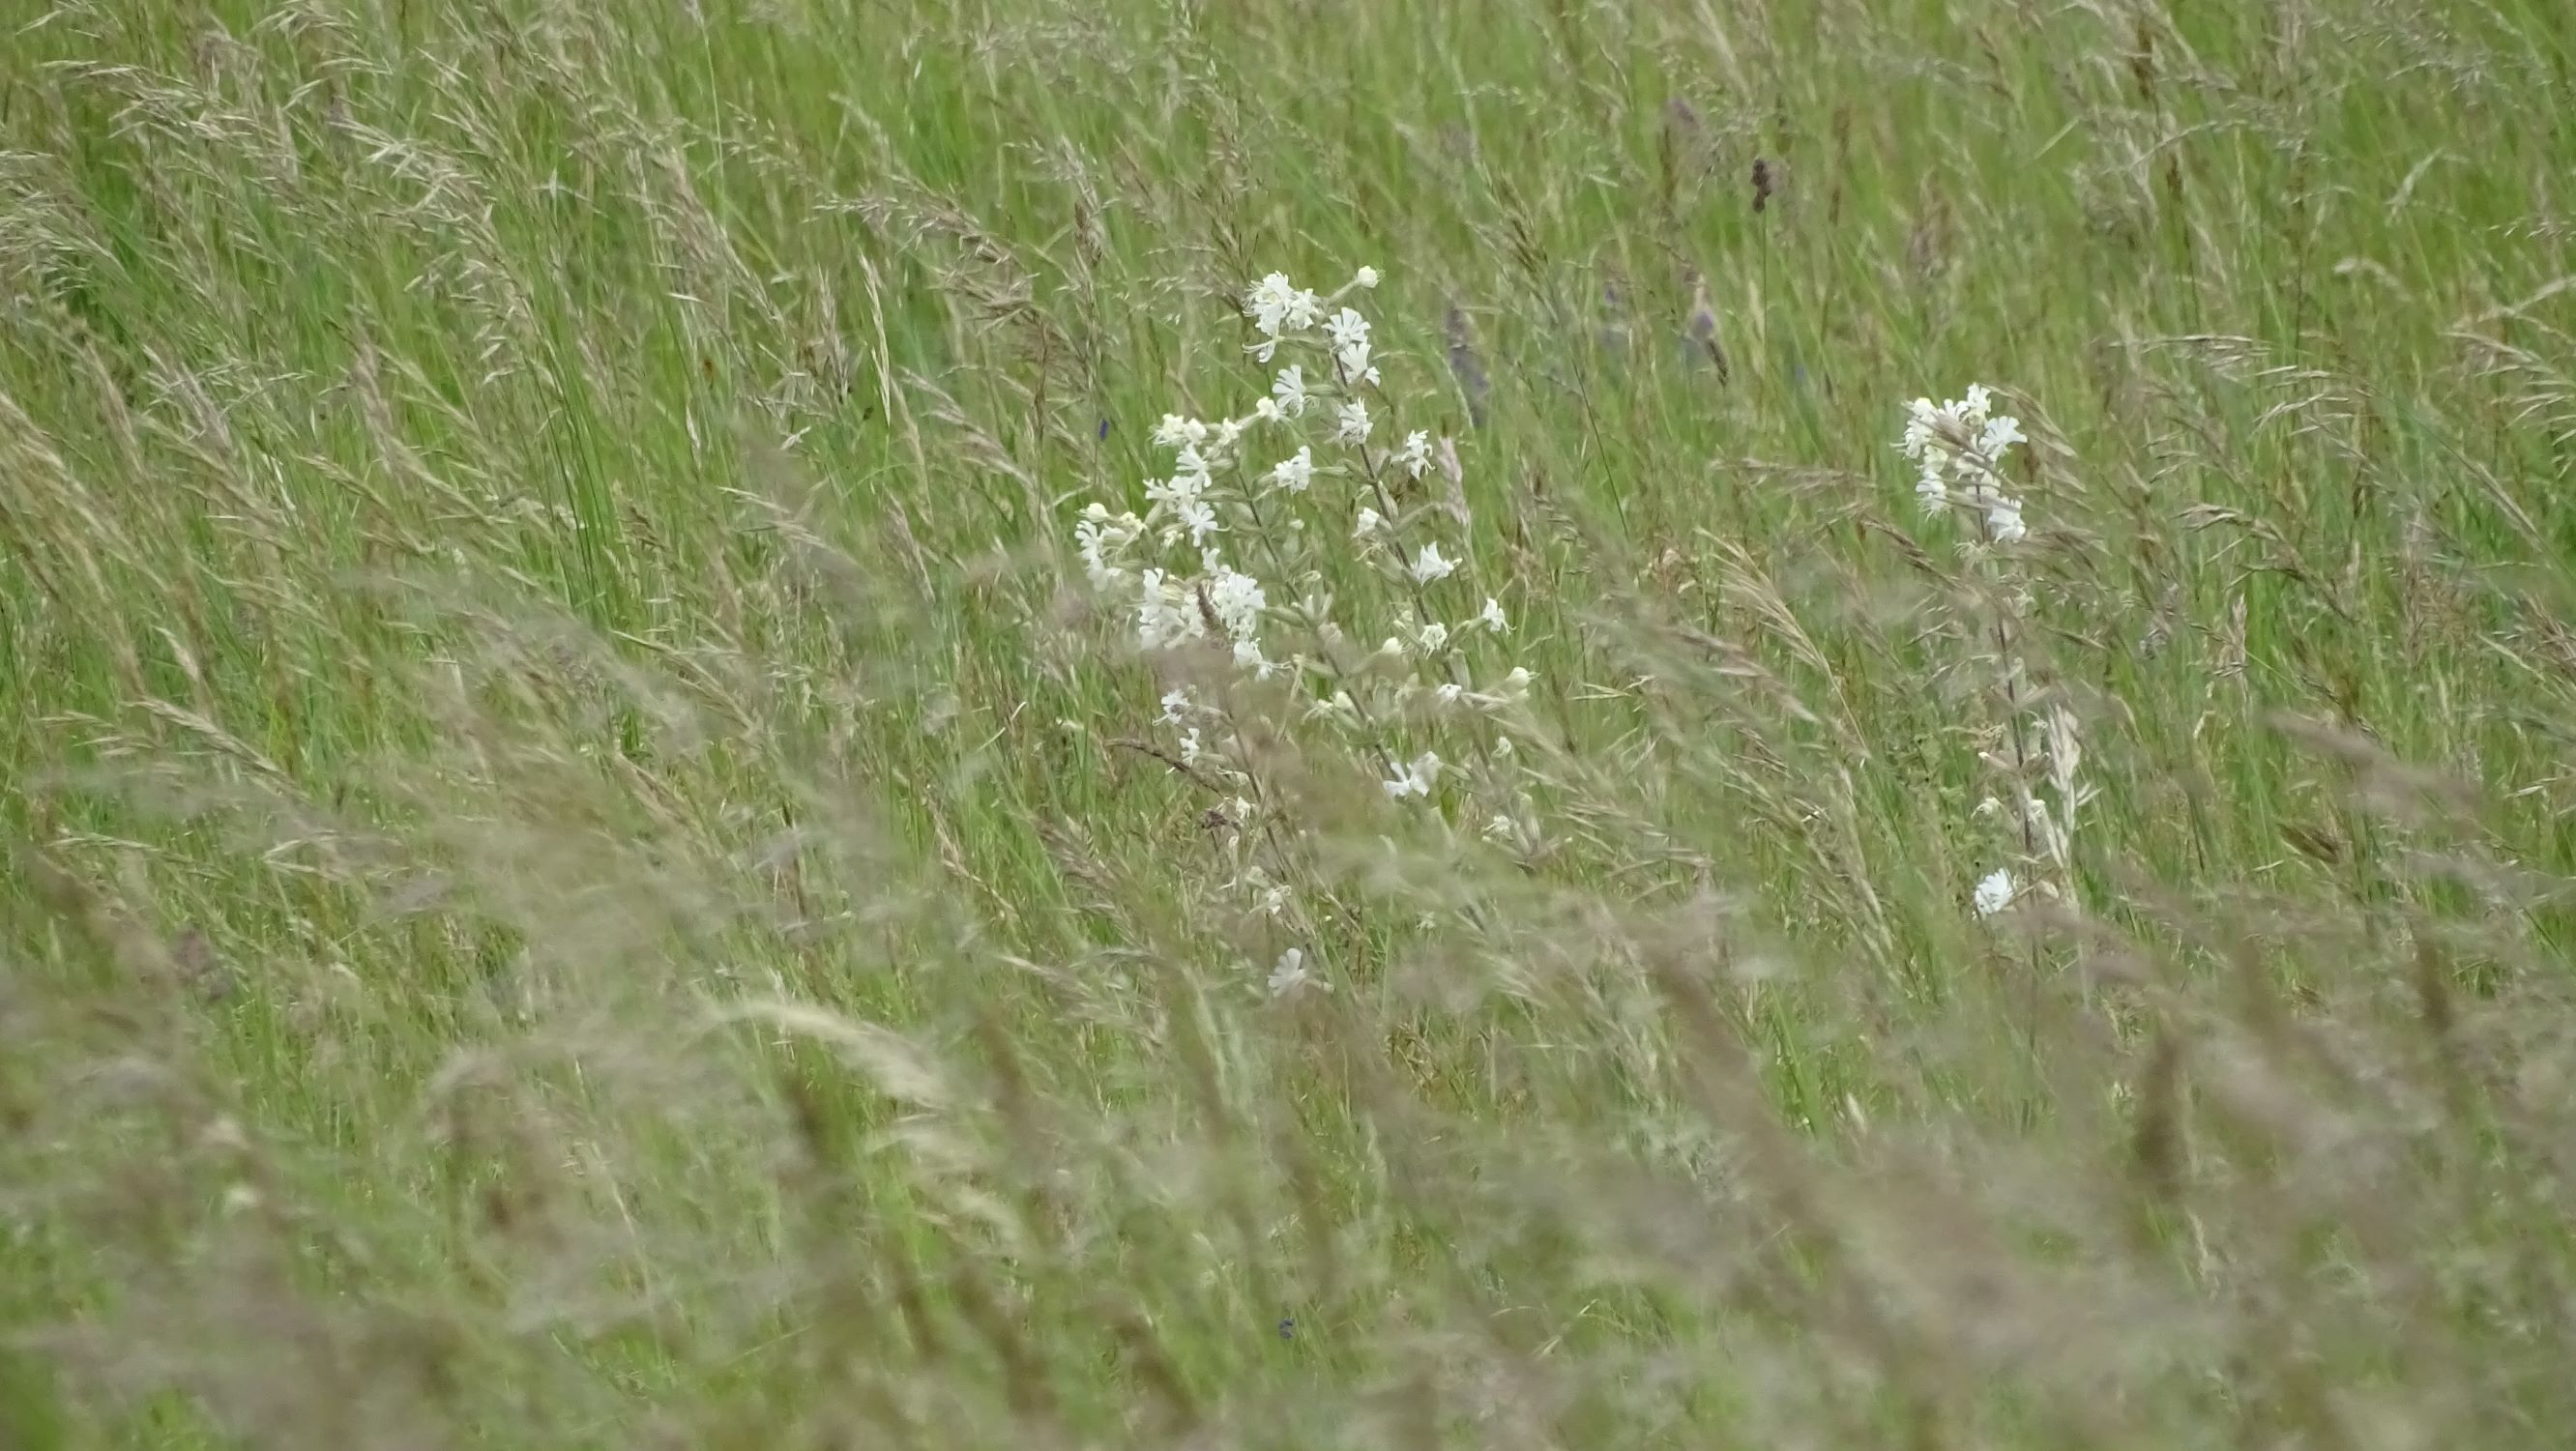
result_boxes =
[1897,382,2089,920]
[1072,266,1535,828]
[1899,383,2030,543]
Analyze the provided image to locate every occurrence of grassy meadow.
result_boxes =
[6,0,2576,1445]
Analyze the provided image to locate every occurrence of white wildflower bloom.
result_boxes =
[1354,506,1385,538]
[1476,596,1508,633]
[1153,413,1206,450]
[1985,497,2027,543]
[1325,306,1367,352]
[1434,682,1463,706]
[1073,505,1142,590]
[1900,398,1943,459]
[1973,868,2015,918]
[1179,726,1206,766]
[1234,638,1278,678]
[1254,396,1282,422]
[1352,266,1381,289]
[1159,686,1196,724]
[1335,398,1373,447]
[1146,461,1221,545]
[1270,446,1315,495]
[1415,621,1449,653]
[1272,364,1308,419]
[1382,751,1442,800]
[1397,430,1431,479]
[1327,307,1377,384]
[1268,946,1323,998]
[1244,273,1324,361]
[1409,541,1457,584]
[1483,814,1517,841]
[1214,417,1245,455]
[1898,383,2024,529]
[1379,635,1406,658]
[1135,568,1204,650]
[1203,559,1267,639]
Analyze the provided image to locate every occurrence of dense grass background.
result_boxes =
[7,0,2576,1445]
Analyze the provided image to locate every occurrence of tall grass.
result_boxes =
[6,0,2576,1445]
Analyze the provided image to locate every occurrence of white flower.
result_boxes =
[1352,266,1381,289]
[1434,682,1463,706]
[1244,273,1324,361]
[1985,497,2027,543]
[1268,946,1324,998]
[1234,638,1278,678]
[1476,596,1508,633]
[1159,686,1196,724]
[1272,365,1308,419]
[1325,307,1368,352]
[1397,431,1431,479]
[1354,507,1384,538]
[1973,868,2015,918]
[1204,560,1266,639]
[1382,751,1442,800]
[1176,497,1220,545]
[1899,384,2026,529]
[1408,542,1456,584]
[1254,396,1282,422]
[1270,446,1314,494]
[1145,468,1220,545]
[1335,398,1373,448]
[1326,307,1377,383]
[1073,506,1141,590]
[1900,397,1943,459]
[1179,726,1206,766]
[1379,635,1406,657]
[1154,413,1208,450]
[1135,568,1204,650]
[1415,621,1449,653]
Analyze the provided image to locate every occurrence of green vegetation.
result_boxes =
[6,0,2576,1445]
